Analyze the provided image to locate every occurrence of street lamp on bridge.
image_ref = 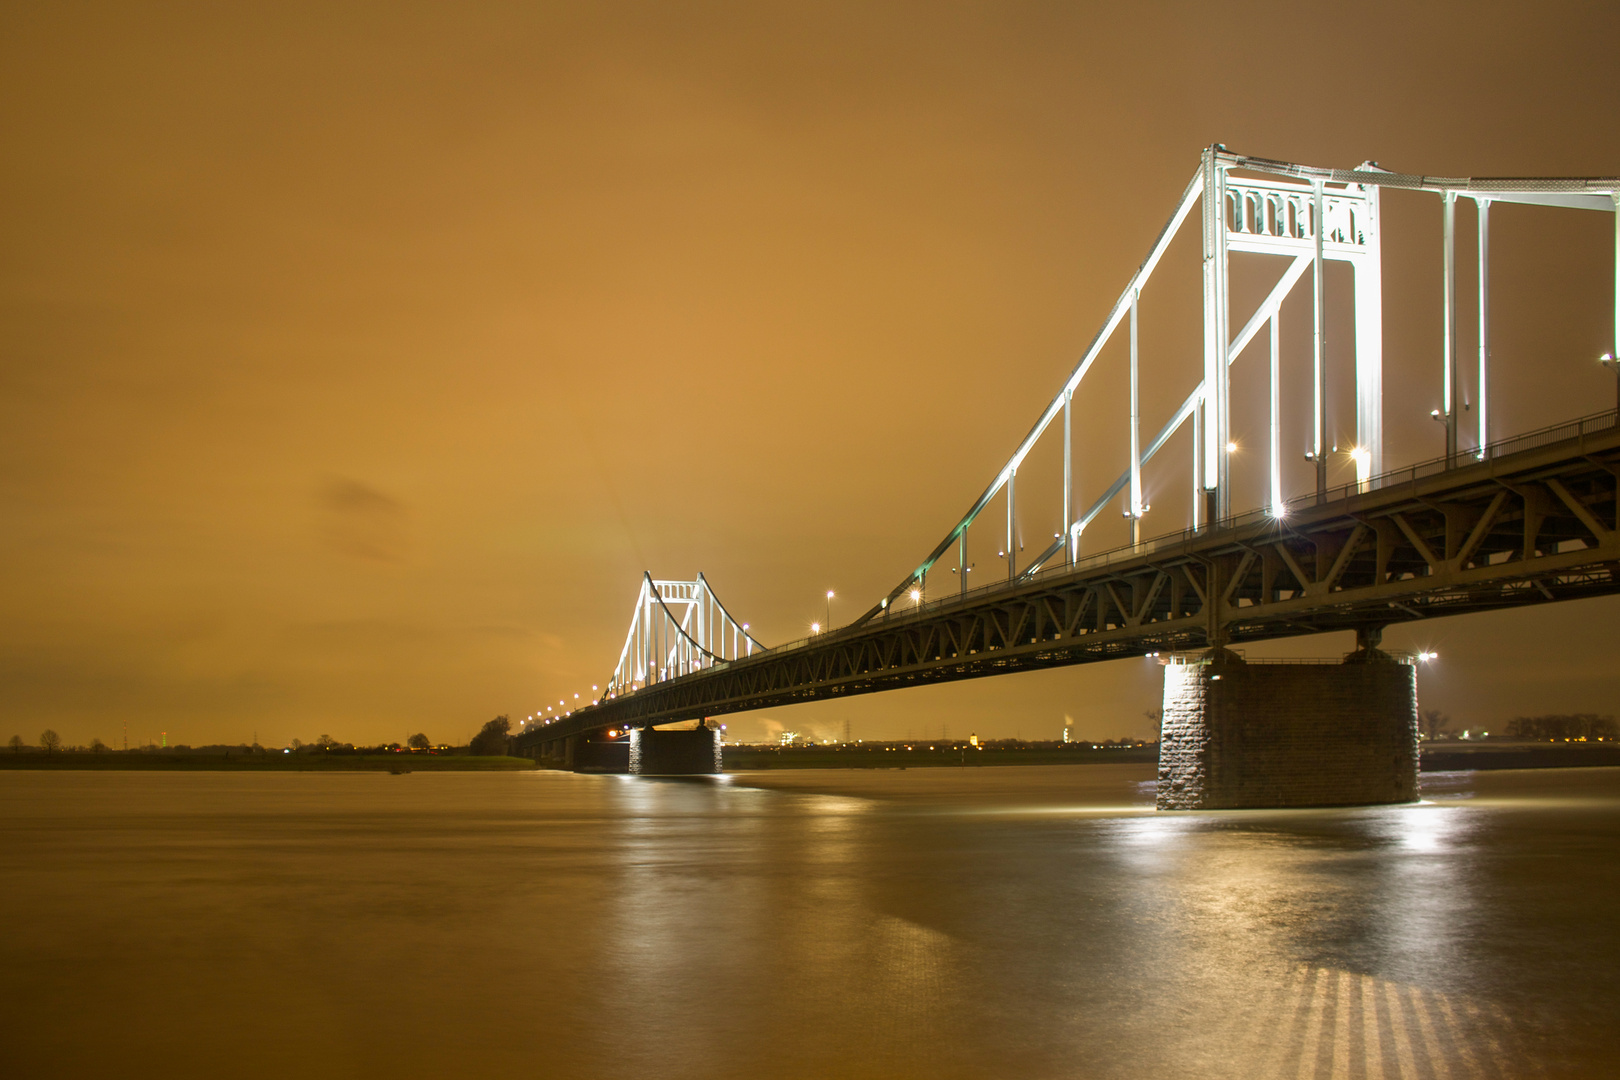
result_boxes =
[1602,353,1620,413]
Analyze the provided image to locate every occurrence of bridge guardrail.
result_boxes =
[1286,407,1618,514]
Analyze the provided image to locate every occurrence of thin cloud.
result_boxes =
[317,477,409,562]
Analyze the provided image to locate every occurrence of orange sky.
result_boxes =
[4,1,1619,748]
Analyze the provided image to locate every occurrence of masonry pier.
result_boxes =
[629,723,723,775]
[1156,634,1418,810]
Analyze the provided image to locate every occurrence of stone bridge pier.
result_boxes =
[629,723,723,775]
[1156,630,1419,810]
[517,722,722,775]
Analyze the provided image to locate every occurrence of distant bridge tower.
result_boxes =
[605,573,765,699]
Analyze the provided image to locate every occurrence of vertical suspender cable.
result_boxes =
[1006,469,1016,583]
[1129,287,1141,547]
[1443,192,1457,466]
[1477,198,1491,456]
[1063,389,1072,565]
[1312,179,1327,503]
[1191,400,1202,531]
[1269,314,1281,516]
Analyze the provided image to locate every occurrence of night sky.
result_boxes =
[4,1,1619,748]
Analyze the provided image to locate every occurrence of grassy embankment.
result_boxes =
[0,753,537,771]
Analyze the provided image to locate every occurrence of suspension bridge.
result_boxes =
[513,146,1620,803]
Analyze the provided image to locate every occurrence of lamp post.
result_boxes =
[1603,353,1620,414]
[1430,409,1451,466]
[825,590,835,632]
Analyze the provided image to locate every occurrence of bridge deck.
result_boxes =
[515,412,1620,750]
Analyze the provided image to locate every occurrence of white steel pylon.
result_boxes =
[857,146,1620,625]
[606,573,765,698]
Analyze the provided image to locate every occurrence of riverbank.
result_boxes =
[5,743,1615,773]
[1420,742,1620,771]
[720,741,1620,772]
[0,753,537,771]
[722,744,1157,769]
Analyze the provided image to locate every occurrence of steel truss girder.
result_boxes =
[515,420,1620,752]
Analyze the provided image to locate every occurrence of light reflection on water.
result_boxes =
[0,765,1615,1078]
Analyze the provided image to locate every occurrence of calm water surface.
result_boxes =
[2,764,1618,1079]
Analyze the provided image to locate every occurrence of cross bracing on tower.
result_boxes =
[604,572,768,699]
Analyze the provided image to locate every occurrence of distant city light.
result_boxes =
[1418,651,1438,662]
[1225,441,1238,453]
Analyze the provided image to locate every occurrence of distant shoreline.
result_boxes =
[722,745,1158,770]
[3,742,1616,773]
[0,753,537,772]
[1419,742,1620,771]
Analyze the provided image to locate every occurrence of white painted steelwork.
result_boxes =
[856,147,1620,626]
[606,574,764,699]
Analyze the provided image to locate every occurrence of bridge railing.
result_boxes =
[1280,406,1619,516]
[750,407,1620,655]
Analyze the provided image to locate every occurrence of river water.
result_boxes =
[2,765,1617,1079]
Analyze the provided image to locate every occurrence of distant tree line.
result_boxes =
[4,723,515,756]
[1505,714,1618,741]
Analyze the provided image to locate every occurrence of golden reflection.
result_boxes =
[1232,964,1536,1079]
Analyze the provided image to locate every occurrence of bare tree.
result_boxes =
[1420,708,1451,741]
[39,729,61,754]
[8,735,23,754]
[314,734,336,749]
[407,733,431,750]
[90,738,107,754]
